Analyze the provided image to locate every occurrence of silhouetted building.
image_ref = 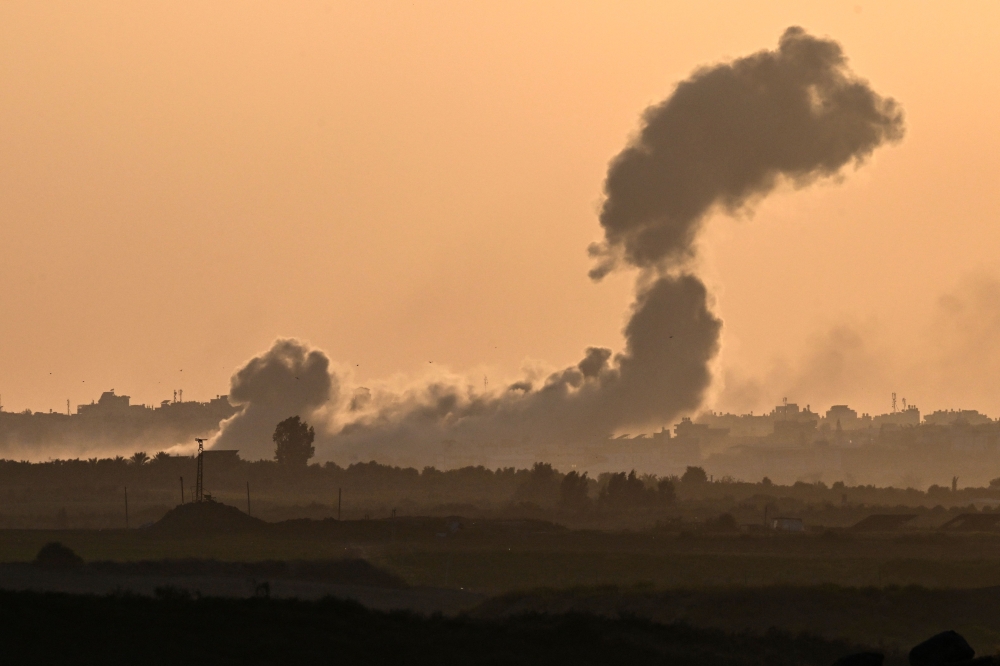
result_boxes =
[924,409,992,426]
[872,405,920,428]
[77,390,132,415]
[824,405,858,429]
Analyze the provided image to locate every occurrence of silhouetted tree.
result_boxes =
[682,466,708,483]
[657,478,676,504]
[513,462,560,507]
[708,512,738,532]
[273,416,315,466]
[129,452,149,466]
[600,470,652,509]
[559,471,592,513]
[151,451,171,465]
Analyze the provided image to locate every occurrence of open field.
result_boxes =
[8,516,1000,660]
[7,520,1000,592]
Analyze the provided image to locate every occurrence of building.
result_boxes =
[825,405,859,430]
[924,409,992,426]
[872,405,920,428]
[771,517,805,532]
[77,389,134,415]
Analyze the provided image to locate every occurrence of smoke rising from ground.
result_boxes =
[213,340,336,458]
[215,28,903,463]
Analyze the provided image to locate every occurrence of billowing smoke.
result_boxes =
[589,26,903,279]
[217,28,903,464]
[212,339,336,459]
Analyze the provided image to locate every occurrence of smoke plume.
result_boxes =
[589,26,903,279]
[217,28,903,464]
[213,339,336,459]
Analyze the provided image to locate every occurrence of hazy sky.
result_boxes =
[2,2,999,421]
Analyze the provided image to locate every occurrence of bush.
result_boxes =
[682,466,708,484]
[34,542,83,570]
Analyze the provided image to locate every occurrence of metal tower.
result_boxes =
[195,438,205,502]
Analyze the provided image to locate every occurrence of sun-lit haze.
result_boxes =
[2,2,1000,439]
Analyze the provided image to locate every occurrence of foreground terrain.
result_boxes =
[6,505,1000,661]
[0,589,889,666]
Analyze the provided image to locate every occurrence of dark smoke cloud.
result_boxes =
[212,339,336,459]
[219,28,903,465]
[589,26,903,279]
[333,274,720,461]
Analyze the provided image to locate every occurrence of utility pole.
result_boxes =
[180,477,185,504]
[246,482,251,517]
[338,487,342,521]
[124,486,129,529]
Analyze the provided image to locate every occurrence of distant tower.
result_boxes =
[179,389,183,403]
[195,438,205,502]
[173,390,177,403]
[892,392,897,413]
[67,399,70,415]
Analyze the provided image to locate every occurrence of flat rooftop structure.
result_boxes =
[850,514,916,532]
[939,513,1000,531]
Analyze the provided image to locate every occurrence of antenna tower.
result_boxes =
[195,438,205,502]
[892,392,897,412]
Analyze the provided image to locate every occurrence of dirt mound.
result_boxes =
[151,500,266,535]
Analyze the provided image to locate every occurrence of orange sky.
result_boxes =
[1,2,999,421]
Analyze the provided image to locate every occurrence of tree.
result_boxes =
[513,462,560,507]
[599,470,653,509]
[129,451,149,466]
[273,416,315,466]
[657,478,676,504]
[681,466,708,483]
[559,471,591,513]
